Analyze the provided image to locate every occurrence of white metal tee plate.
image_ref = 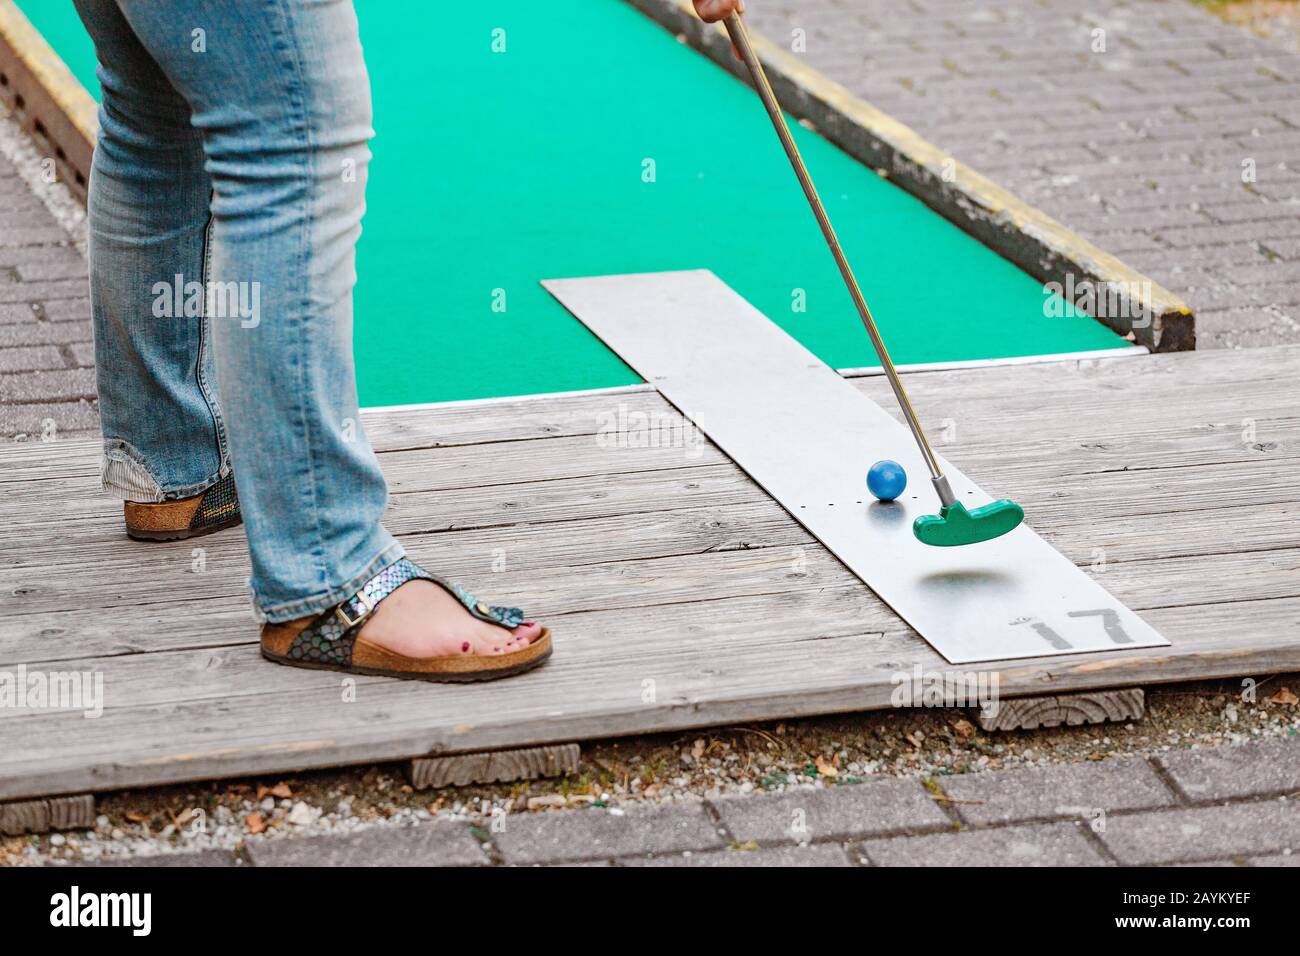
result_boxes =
[543,270,1170,665]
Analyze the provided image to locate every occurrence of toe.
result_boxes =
[467,621,515,656]
[511,621,543,645]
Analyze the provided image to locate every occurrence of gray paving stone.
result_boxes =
[0,321,90,348]
[1099,800,1300,865]
[1249,852,1300,866]
[40,298,91,321]
[68,341,96,366]
[1157,738,1300,802]
[244,821,490,867]
[0,345,66,372]
[0,278,87,304]
[0,367,96,402]
[83,849,240,867]
[620,843,854,867]
[0,302,40,324]
[0,245,82,268]
[938,758,1177,826]
[708,779,949,846]
[0,399,99,437]
[15,258,88,283]
[0,227,68,247]
[858,822,1107,867]
[492,802,725,865]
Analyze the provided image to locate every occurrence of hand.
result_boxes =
[693,0,745,24]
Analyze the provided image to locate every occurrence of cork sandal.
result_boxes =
[124,473,242,541]
[260,557,552,682]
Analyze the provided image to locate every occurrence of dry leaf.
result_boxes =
[124,811,148,823]
[526,794,566,810]
[245,813,266,834]
[1267,686,1299,706]
[643,783,663,798]
[815,754,839,777]
[952,719,976,740]
[173,808,198,827]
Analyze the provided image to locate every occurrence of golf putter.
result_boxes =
[723,11,1024,547]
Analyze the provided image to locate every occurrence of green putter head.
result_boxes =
[913,498,1025,547]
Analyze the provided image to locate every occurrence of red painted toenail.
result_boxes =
[461,641,470,653]
[494,647,500,652]
[522,621,536,628]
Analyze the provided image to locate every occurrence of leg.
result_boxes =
[72,0,229,501]
[100,0,399,618]
[101,0,543,668]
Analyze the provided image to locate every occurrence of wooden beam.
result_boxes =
[976,688,1145,732]
[0,793,94,835]
[407,743,581,790]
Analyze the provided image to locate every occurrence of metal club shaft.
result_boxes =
[722,13,955,506]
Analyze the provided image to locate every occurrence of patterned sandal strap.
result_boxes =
[285,558,528,668]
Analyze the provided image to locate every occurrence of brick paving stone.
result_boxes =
[0,399,99,437]
[620,844,855,867]
[1156,737,1300,802]
[0,303,40,325]
[858,822,1107,867]
[84,850,240,867]
[938,758,1177,826]
[0,321,92,348]
[1249,853,1300,866]
[16,257,89,283]
[0,245,83,268]
[1098,799,1300,865]
[0,227,68,247]
[68,341,96,366]
[0,345,67,373]
[491,802,725,865]
[244,821,490,867]
[708,779,949,845]
[0,278,88,304]
[0,367,96,403]
[40,298,92,321]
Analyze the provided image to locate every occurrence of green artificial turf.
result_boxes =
[17,0,1124,405]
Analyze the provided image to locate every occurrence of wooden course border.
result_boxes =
[0,0,95,202]
[625,0,1195,353]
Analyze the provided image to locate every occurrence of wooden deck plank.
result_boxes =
[1,596,1296,800]
[0,346,1296,800]
[5,455,1295,619]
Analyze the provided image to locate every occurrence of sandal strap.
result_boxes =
[284,557,526,667]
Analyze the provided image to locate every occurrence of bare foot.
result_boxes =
[356,580,542,658]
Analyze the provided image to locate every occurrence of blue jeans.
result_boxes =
[74,0,403,621]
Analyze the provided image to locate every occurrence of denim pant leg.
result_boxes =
[73,0,230,501]
[78,0,402,621]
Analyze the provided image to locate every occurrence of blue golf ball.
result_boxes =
[867,460,907,502]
